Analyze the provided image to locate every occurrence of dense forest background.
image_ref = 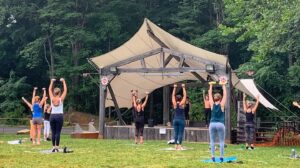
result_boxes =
[0,0,300,124]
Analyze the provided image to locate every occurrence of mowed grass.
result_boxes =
[0,134,300,168]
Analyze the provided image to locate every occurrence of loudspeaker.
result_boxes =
[148,119,154,127]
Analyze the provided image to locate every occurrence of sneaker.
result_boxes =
[46,138,51,141]
[211,157,215,162]
[52,148,56,153]
[250,146,254,150]
[246,146,249,150]
[220,157,224,162]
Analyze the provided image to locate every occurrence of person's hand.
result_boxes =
[174,84,177,88]
[145,92,149,95]
[60,78,65,82]
[22,97,25,100]
[34,87,38,90]
[45,97,48,100]
[42,87,46,91]
[219,76,227,85]
[51,78,56,82]
[293,101,299,107]
[202,90,205,94]
[181,83,185,88]
[243,93,246,99]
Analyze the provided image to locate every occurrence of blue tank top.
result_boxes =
[210,104,224,124]
[174,103,185,119]
[32,103,43,118]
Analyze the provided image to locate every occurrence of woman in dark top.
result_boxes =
[208,79,227,162]
[243,93,259,150]
[132,91,149,144]
[43,102,51,141]
[172,83,187,150]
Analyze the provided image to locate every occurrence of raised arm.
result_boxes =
[142,92,149,108]
[252,95,260,113]
[220,80,227,107]
[208,83,214,107]
[39,88,47,107]
[31,87,37,105]
[180,84,187,106]
[172,84,177,108]
[22,97,32,111]
[132,94,137,108]
[243,93,247,112]
[60,78,67,101]
[293,101,300,109]
[48,79,55,99]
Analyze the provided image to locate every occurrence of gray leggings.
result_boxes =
[245,123,255,144]
[209,122,225,157]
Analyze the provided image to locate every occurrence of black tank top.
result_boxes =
[44,112,50,121]
[246,112,254,124]
[135,109,144,118]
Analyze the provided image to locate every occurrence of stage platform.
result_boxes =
[105,125,209,142]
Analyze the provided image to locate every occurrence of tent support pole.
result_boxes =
[225,68,232,143]
[163,86,170,125]
[98,74,107,139]
[107,84,126,125]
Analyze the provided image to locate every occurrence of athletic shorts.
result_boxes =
[32,118,43,125]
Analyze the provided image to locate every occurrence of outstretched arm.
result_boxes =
[172,84,177,108]
[60,78,67,101]
[31,87,37,105]
[22,97,32,111]
[132,94,137,109]
[243,93,247,112]
[252,95,260,113]
[142,92,149,109]
[39,88,47,107]
[180,84,187,106]
[48,79,55,99]
[220,82,227,108]
[208,83,214,107]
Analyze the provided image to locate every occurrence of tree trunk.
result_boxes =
[47,34,54,78]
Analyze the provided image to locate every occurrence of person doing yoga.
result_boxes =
[243,93,259,150]
[132,91,148,144]
[172,83,187,150]
[49,78,67,152]
[208,79,227,162]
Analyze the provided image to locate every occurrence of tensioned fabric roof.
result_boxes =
[90,18,278,110]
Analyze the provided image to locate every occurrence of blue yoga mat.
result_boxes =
[202,156,237,163]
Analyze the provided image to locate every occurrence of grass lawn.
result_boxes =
[0,134,300,168]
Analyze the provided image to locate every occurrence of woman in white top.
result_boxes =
[49,78,67,152]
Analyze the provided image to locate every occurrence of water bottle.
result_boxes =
[291,149,296,158]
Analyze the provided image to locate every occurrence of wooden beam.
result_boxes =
[146,21,169,48]
[102,48,162,71]
[116,67,206,73]
[178,57,185,68]
[162,48,226,69]
[225,68,232,143]
[164,55,173,67]
[160,52,165,68]
[163,86,170,125]
[107,84,126,125]
[140,58,146,69]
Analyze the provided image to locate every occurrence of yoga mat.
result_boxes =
[202,156,237,163]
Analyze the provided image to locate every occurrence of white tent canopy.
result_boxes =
[90,18,278,110]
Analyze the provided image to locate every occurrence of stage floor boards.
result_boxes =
[105,125,209,142]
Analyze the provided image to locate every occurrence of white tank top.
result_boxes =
[51,98,63,114]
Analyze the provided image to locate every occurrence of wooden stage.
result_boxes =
[105,125,209,142]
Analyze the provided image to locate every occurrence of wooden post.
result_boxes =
[163,86,170,125]
[98,75,106,139]
[225,69,232,143]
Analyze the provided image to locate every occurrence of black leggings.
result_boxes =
[50,114,63,146]
[135,117,144,137]
[204,108,211,126]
